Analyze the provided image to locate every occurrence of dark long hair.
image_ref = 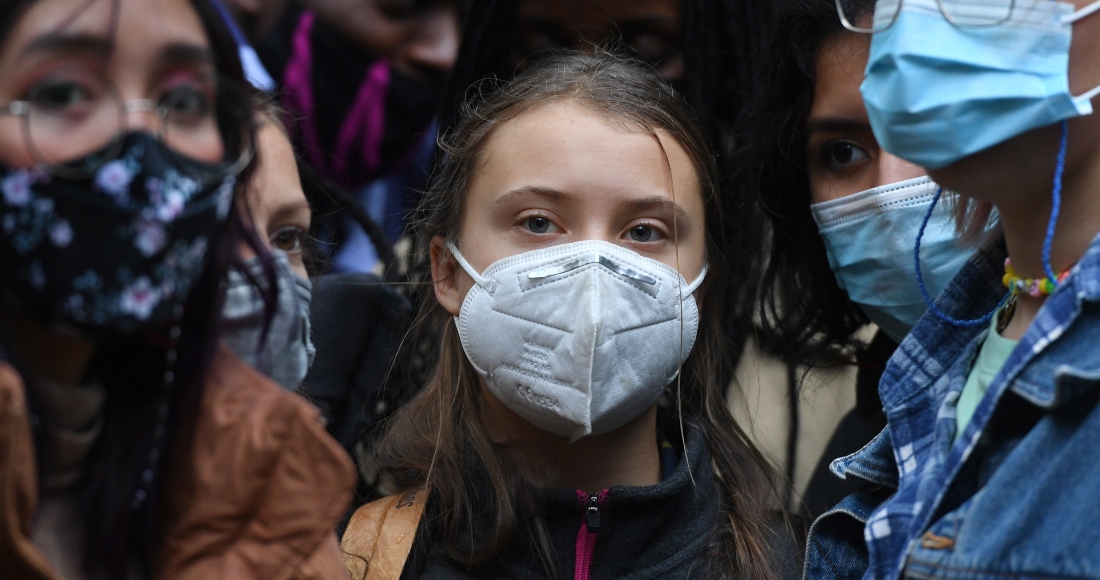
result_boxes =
[374,50,782,580]
[0,1,267,577]
[416,0,782,390]
[749,0,876,364]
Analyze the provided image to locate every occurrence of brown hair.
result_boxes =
[950,195,998,244]
[374,49,783,579]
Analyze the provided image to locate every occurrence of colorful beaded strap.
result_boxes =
[1003,258,1070,298]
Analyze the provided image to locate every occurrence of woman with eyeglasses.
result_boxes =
[805,0,1100,577]
[0,1,354,578]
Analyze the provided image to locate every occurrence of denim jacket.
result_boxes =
[805,232,1100,580]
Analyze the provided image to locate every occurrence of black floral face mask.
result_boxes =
[0,132,237,337]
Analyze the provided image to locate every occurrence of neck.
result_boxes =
[0,304,96,384]
[996,127,1100,339]
[480,385,662,492]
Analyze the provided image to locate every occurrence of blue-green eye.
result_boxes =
[629,225,655,242]
[527,216,551,233]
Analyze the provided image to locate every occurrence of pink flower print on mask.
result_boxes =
[155,190,185,222]
[95,160,136,201]
[49,219,73,247]
[134,219,167,256]
[119,276,161,320]
[1,173,32,206]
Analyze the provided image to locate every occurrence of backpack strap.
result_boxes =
[341,489,427,580]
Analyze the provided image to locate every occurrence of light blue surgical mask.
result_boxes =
[861,0,1100,169]
[811,177,984,342]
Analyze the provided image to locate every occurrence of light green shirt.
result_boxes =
[954,316,1019,443]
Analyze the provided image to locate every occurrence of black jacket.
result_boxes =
[401,425,802,579]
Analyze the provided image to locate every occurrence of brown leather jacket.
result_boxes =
[0,346,356,579]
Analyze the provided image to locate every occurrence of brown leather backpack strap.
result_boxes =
[341,489,427,580]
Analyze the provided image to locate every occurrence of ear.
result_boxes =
[431,236,463,317]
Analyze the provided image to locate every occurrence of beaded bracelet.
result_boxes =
[1003,258,1070,297]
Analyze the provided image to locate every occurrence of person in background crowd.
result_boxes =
[340,49,800,580]
[223,104,317,392]
[749,0,988,519]
[217,99,413,529]
[806,0,1100,576]
[258,0,459,272]
[0,0,354,577]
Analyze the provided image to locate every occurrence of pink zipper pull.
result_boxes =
[575,490,607,580]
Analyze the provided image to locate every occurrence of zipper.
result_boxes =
[574,489,607,580]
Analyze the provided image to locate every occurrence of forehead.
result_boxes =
[251,122,305,207]
[810,32,870,119]
[1,0,209,64]
[471,100,702,209]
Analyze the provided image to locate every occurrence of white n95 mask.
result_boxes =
[448,240,706,442]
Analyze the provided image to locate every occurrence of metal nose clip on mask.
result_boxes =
[861,0,1100,169]
[448,240,706,442]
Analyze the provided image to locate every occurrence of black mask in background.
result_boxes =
[307,16,441,190]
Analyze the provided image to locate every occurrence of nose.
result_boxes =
[399,8,459,82]
[876,151,926,186]
[121,100,163,135]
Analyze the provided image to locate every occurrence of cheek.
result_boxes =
[184,121,227,164]
[354,19,409,59]
[289,259,308,280]
[455,270,475,308]
[0,118,37,168]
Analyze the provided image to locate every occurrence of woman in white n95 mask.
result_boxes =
[339,49,802,580]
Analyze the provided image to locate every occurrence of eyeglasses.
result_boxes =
[0,64,254,179]
[837,0,1018,33]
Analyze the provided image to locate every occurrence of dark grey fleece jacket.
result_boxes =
[398,425,802,579]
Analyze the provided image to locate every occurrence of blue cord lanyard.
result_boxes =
[914,120,1069,327]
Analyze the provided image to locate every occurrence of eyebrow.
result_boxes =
[805,117,873,134]
[21,33,112,60]
[266,200,312,227]
[492,186,691,221]
[20,34,216,70]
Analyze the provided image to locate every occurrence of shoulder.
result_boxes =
[187,346,354,479]
[0,360,26,413]
[341,489,427,580]
[763,511,806,580]
[0,361,59,580]
[157,346,356,580]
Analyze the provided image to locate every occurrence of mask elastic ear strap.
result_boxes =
[1074,82,1100,104]
[682,263,708,297]
[1064,0,1100,23]
[446,241,491,287]
[1065,3,1100,102]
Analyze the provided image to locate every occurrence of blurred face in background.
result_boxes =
[515,0,683,79]
[243,119,311,278]
[304,0,459,86]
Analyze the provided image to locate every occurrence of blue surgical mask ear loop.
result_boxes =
[915,120,1069,327]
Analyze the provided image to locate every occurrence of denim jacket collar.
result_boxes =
[820,229,1100,579]
[830,229,1100,491]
